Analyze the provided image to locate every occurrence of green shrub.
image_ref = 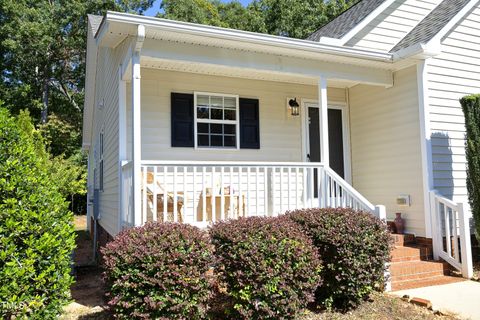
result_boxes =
[461,94,480,243]
[288,208,391,310]
[210,217,322,320]
[0,108,75,319]
[102,222,213,319]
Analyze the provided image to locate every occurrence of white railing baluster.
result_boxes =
[295,167,299,209]
[163,166,167,222]
[230,167,234,219]
[256,167,260,216]
[183,167,187,223]
[287,167,291,210]
[192,166,196,224]
[309,167,314,208]
[280,167,284,212]
[264,167,269,217]
[220,167,225,221]
[444,204,452,258]
[202,166,206,224]
[246,167,250,216]
[272,167,277,215]
[238,166,243,219]
[335,182,340,208]
[153,166,157,222]
[302,167,307,208]
[211,167,216,223]
[452,209,460,263]
[173,166,178,223]
[318,167,323,208]
[142,166,147,225]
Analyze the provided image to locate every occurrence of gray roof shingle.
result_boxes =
[390,0,470,52]
[307,0,388,41]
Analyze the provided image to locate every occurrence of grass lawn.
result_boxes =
[62,216,458,319]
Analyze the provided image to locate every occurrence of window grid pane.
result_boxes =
[196,93,238,148]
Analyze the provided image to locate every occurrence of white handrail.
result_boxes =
[141,160,328,167]
[324,166,376,211]
[430,190,473,278]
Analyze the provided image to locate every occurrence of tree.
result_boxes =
[0,106,76,319]
[0,0,159,214]
[159,0,359,39]
[461,94,480,243]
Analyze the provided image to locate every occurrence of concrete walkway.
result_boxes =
[391,280,480,320]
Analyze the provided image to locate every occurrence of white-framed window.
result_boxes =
[99,129,104,191]
[194,92,240,149]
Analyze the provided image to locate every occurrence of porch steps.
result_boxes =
[390,233,465,291]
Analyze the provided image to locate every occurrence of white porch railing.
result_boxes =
[123,160,384,228]
[430,190,473,278]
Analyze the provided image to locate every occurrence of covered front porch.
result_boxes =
[106,14,407,230]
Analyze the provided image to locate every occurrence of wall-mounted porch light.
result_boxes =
[288,98,300,116]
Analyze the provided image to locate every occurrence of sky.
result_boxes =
[144,0,253,17]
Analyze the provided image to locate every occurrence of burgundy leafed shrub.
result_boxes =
[101,222,213,319]
[210,217,322,320]
[287,208,392,310]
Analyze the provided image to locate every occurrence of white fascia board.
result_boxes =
[429,0,480,44]
[101,11,393,63]
[336,0,398,45]
[82,23,98,151]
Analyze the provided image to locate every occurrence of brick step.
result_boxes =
[391,245,433,262]
[390,260,450,277]
[391,233,416,246]
[391,275,465,291]
[391,269,450,282]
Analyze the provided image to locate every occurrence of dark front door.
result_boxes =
[308,107,320,197]
[328,109,345,178]
[308,106,345,187]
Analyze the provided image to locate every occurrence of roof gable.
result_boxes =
[390,0,471,52]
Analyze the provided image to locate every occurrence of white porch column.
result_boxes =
[132,52,142,227]
[132,25,145,227]
[118,67,127,231]
[318,76,329,166]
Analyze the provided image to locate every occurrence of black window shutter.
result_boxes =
[239,98,260,149]
[171,92,194,147]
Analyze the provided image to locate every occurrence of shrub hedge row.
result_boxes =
[287,208,392,309]
[210,217,322,319]
[102,208,392,319]
[102,223,213,319]
[0,109,75,319]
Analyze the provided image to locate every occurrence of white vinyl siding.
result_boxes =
[349,66,426,236]
[90,39,131,236]
[426,3,480,205]
[346,0,442,52]
[125,69,346,162]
